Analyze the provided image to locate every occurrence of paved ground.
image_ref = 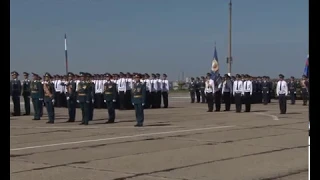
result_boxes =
[10,94,309,180]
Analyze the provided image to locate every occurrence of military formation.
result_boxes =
[10,71,170,127]
[188,73,309,114]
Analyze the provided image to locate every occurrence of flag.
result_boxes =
[210,43,220,81]
[64,33,68,74]
[303,54,309,78]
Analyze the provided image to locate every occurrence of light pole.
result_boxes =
[227,0,232,75]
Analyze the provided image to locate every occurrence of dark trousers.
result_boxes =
[214,91,221,111]
[206,92,214,111]
[94,93,103,108]
[278,94,287,114]
[244,92,251,112]
[289,91,296,104]
[60,93,67,107]
[151,92,157,108]
[190,91,195,103]
[195,90,201,103]
[223,92,231,111]
[79,102,89,124]
[134,103,144,125]
[39,100,43,117]
[234,93,242,112]
[45,100,55,122]
[32,98,41,119]
[88,101,94,120]
[118,91,125,110]
[54,92,61,107]
[262,91,268,105]
[162,91,168,108]
[125,90,133,109]
[12,95,21,116]
[106,100,115,121]
[156,91,162,108]
[144,91,151,108]
[301,88,308,105]
[200,90,206,103]
[23,95,30,115]
[67,99,76,121]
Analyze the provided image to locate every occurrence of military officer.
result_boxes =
[288,76,297,105]
[87,73,95,120]
[30,73,43,120]
[200,76,206,103]
[222,74,232,111]
[103,73,117,123]
[53,75,63,107]
[189,77,196,103]
[267,76,273,103]
[214,75,222,112]
[43,73,55,124]
[276,74,288,114]
[125,73,133,109]
[243,75,253,112]
[161,73,169,108]
[21,72,31,115]
[65,72,77,122]
[156,73,162,108]
[300,75,309,106]
[94,74,103,109]
[76,72,90,125]
[39,76,44,117]
[195,77,201,103]
[10,71,22,116]
[131,74,146,127]
[261,76,269,105]
[143,73,151,108]
[117,72,127,110]
[233,74,244,113]
[204,73,215,112]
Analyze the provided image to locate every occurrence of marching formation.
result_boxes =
[10,71,170,127]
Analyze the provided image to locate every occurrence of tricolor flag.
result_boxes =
[303,54,309,78]
[210,43,220,81]
[64,34,68,74]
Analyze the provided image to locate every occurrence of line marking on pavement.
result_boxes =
[10,125,180,129]
[10,125,235,151]
[170,97,189,99]
[254,112,279,120]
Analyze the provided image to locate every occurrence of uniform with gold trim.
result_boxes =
[30,73,43,120]
[131,74,146,127]
[43,73,56,124]
[103,73,117,123]
[10,71,22,116]
[76,72,90,125]
[65,72,77,122]
[22,72,31,115]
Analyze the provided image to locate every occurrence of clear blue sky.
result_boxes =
[10,0,308,80]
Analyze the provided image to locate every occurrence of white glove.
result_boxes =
[294,92,296,94]
[66,97,70,100]
[52,99,55,104]
[267,91,269,93]
[104,100,106,103]
[142,103,145,106]
[250,94,252,96]
[39,98,43,101]
[132,103,134,105]
[77,100,80,103]
[92,100,94,103]
[113,99,116,102]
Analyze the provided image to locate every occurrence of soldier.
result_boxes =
[288,76,297,105]
[243,75,253,112]
[131,74,146,127]
[276,74,288,114]
[205,73,215,112]
[117,72,126,110]
[21,72,31,115]
[195,77,201,103]
[94,74,103,109]
[53,75,62,107]
[112,73,119,109]
[256,76,262,103]
[161,74,169,108]
[222,74,232,111]
[143,73,151,108]
[267,76,273,103]
[103,73,117,123]
[156,73,162,108]
[39,76,44,117]
[30,73,43,120]
[76,72,90,125]
[261,76,269,105]
[199,76,206,103]
[214,75,222,112]
[87,73,95,120]
[10,71,21,116]
[189,77,196,103]
[43,73,55,124]
[150,73,158,108]
[301,75,309,106]
[65,72,77,122]
[125,73,133,109]
[233,74,244,113]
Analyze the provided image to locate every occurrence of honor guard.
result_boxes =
[103,73,117,123]
[30,73,43,120]
[65,72,77,122]
[222,74,232,111]
[125,73,133,109]
[143,73,151,108]
[87,73,95,120]
[200,76,206,103]
[233,74,244,113]
[214,75,222,112]
[53,75,62,107]
[276,74,288,114]
[94,74,103,109]
[189,77,196,103]
[10,71,22,116]
[76,72,90,125]
[150,74,157,108]
[156,73,162,108]
[131,74,146,127]
[205,73,215,112]
[288,76,297,105]
[112,73,119,109]
[300,75,309,106]
[243,75,253,112]
[22,72,31,115]
[261,76,269,105]
[117,72,126,110]
[195,77,201,103]
[161,74,169,108]
[43,73,56,124]
[60,75,67,108]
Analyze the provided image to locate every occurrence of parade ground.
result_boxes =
[10,94,309,180]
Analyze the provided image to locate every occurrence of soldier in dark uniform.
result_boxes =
[161,73,169,108]
[39,76,44,117]
[10,71,21,116]
[21,72,31,115]
[188,77,196,103]
[143,73,151,109]
[195,77,201,103]
[222,74,232,111]
[113,73,119,109]
[214,75,222,112]
[267,76,273,103]
[261,76,269,105]
[131,74,146,127]
[200,76,206,103]
[43,73,56,124]
[301,75,309,106]
[288,76,297,105]
[103,73,117,123]
[77,72,90,125]
[256,76,262,103]
[87,73,95,121]
[65,72,77,122]
[30,73,43,120]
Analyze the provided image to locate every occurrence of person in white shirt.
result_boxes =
[94,74,104,109]
[214,75,222,112]
[116,72,127,110]
[143,73,152,108]
[112,73,119,109]
[156,73,162,108]
[233,74,244,113]
[53,75,63,107]
[243,74,253,112]
[150,73,158,108]
[161,73,170,108]
[276,74,288,114]
[125,73,133,109]
[222,74,233,111]
[204,74,215,112]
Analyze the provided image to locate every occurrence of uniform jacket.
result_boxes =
[76,81,90,103]
[10,79,21,96]
[103,81,117,101]
[30,80,44,99]
[131,81,146,104]
[43,81,56,101]
[22,79,31,96]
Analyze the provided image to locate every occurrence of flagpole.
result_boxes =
[64,33,69,74]
[227,0,232,75]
